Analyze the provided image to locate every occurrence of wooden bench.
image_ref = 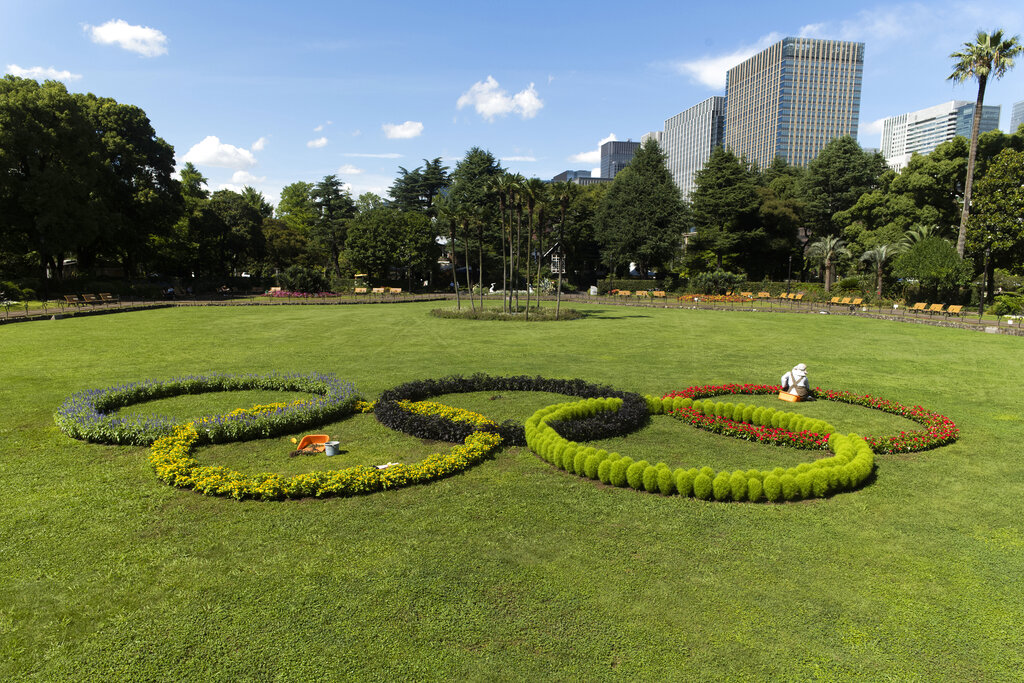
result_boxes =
[757,291,770,299]
[927,303,945,315]
[268,286,282,293]
[63,294,83,307]
[830,297,841,304]
[617,290,632,296]
[372,287,386,295]
[635,290,649,297]
[851,298,863,306]
[99,292,119,304]
[354,287,368,294]
[389,288,402,295]
[946,304,964,316]
[909,302,927,313]
[793,293,804,301]
[81,293,103,306]
[740,292,753,298]
[839,297,851,305]
[652,291,666,298]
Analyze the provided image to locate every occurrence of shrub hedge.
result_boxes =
[525,398,875,503]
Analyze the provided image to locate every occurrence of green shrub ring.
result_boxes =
[525,398,875,503]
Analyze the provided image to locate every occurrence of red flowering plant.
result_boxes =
[661,384,959,454]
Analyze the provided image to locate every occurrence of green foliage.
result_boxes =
[279,264,329,293]
[747,478,764,503]
[780,474,799,501]
[626,460,650,489]
[597,456,616,484]
[690,269,746,295]
[712,472,732,501]
[610,457,633,487]
[642,465,660,493]
[729,471,747,502]
[674,468,694,497]
[689,146,761,270]
[595,139,687,276]
[693,472,713,500]
[891,236,973,301]
[763,475,782,502]
[657,467,675,495]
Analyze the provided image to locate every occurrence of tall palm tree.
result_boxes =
[489,173,513,312]
[551,181,577,319]
[806,236,850,292]
[522,177,546,319]
[948,29,1022,257]
[433,194,461,310]
[860,244,903,297]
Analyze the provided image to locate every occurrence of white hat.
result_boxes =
[792,363,807,378]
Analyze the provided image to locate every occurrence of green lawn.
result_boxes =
[2,301,1022,680]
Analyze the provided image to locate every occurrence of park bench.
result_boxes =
[63,294,83,307]
[372,287,386,295]
[946,304,964,317]
[652,291,666,298]
[851,298,863,306]
[635,290,649,297]
[81,293,103,306]
[793,293,804,301]
[389,288,402,295]
[927,304,945,315]
[99,293,119,304]
[268,286,281,293]
[354,287,367,294]
[830,297,840,304]
[839,297,851,305]
[909,302,927,313]
[757,291,770,298]
[617,290,632,296]
[740,292,753,298]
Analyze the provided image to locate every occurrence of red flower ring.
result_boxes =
[662,384,959,454]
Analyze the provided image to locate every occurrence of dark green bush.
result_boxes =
[279,265,329,293]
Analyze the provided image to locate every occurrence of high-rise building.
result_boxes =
[662,96,726,199]
[551,170,592,183]
[641,131,663,146]
[1010,99,1024,133]
[600,140,640,178]
[724,36,863,169]
[881,100,1001,170]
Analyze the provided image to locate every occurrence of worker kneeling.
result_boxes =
[779,363,812,402]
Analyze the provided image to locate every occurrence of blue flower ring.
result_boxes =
[54,373,360,446]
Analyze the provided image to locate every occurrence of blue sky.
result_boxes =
[4,1,1023,206]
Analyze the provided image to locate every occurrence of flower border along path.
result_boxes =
[656,384,959,454]
[525,397,875,503]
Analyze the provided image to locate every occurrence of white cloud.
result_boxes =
[382,121,424,139]
[5,64,82,81]
[671,33,782,89]
[231,170,266,185]
[307,137,328,148]
[85,19,168,57]
[502,156,536,162]
[457,76,544,121]
[250,137,267,152]
[182,136,256,169]
[344,152,402,159]
[314,124,324,132]
[859,117,886,143]
[569,133,617,164]
[591,167,601,178]
[337,164,364,175]
[352,129,362,136]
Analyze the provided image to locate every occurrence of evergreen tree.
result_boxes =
[802,136,887,242]
[595,139,686,276]
[688,146,759,270]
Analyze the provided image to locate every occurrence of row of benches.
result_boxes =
[354,287,403,295]
[63,293,119,306]
[612,290,667,298]
[908,303,964,316]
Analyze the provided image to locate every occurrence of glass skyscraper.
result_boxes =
[881,100,1001,170]
[1008,99,1024,134]
[662,96,726,200]
[600,140,641,178]
[724,37,863,169]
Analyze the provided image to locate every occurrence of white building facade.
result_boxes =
[881,100,1001,170]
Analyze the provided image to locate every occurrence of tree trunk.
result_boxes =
[875,263,883,298]
[477,222,484,310]
[462,219,475,311]
[957,75,988,258]
[449,228,460,310]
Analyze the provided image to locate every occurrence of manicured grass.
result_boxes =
[2,301,1023,680]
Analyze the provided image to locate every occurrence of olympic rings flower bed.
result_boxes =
[55,373,359,446]
[525,398,875,502]
[374,374,648,446]
[659,384,959,454]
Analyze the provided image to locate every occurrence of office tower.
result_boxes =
[641,131,663,146]
[600,140,640,178]
[662,96,726,200]
[724,36,863,168]
[1008,99,1023,133]
[552,170,592,183]
[881,100,1002,170]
